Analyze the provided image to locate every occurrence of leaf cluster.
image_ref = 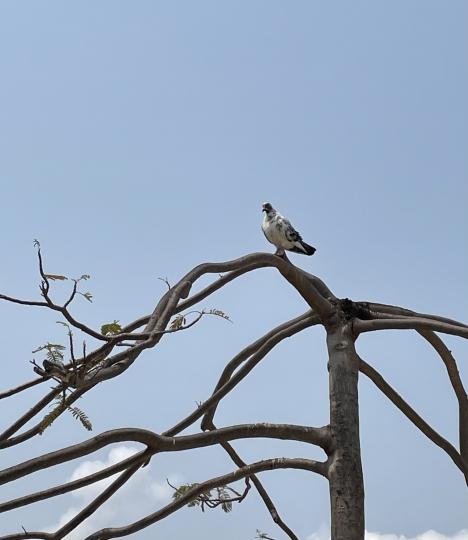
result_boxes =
[79,291,93,303]
[33,342,66,363]
[38,397,92,435]
[172,483,237,513]
[44,274,68,281]
[206,308,232,322]
[101,320,122,336]
[255,530,277,540]
[170,314,186,331]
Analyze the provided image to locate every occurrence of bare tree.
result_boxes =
[0,243,467,540]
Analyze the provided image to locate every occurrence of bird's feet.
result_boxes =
[274,249,291,263]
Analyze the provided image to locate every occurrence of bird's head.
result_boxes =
[262,202,274,214]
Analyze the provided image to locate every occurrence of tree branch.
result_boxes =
[0,423,329,487]
[418,331,468,407]
[0,388,87,449]
[0,450,148,513]
[354,317,468,339]
[206,420,300,540]
[52,461,143,540]
[82,458,327,540]
[359,356,468,482]
[0,388,60,443]
[201,310,319,430]
[0,378,45,400]
[165,315,319,437]
[366,302,468,329]
[417,331,468,467]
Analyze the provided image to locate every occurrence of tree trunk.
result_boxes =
[460,404,468,484]
[327,321,365,540]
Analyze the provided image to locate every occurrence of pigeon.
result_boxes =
[42,357,68,377]
[261,202,316,257]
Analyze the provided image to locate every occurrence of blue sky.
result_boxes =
[0,2,467,539]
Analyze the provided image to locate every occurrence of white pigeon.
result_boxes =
[261,202,316,257]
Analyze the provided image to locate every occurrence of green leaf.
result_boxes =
[206,309,232,323]
[217,486,233,512]
[44,274,68,281]
[39,398,93,435]
[56,321,70,328]
[172,483,211,507]
[101,320,122,336]
[221,500,233,513]
[56,321,73,335]
[172,483,195,500]
[32,343,66,354]
[68,406,93,431]
[170,314,186,330]
[38,401,67,435]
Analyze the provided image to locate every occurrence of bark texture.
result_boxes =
[327,321,364,540]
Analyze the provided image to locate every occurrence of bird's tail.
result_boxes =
[290,242,316,255]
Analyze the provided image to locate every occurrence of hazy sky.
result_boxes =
[0,2,467,539]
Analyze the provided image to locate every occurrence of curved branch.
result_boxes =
[0,259,324,449]
[0,424,329,492]
[94,264,279,340]
[201,310,318,430]
[0,450,148,513]
[170,423,330,453]
[0,460,146,540]
[367,311,468,452]
[82,457,327,540]
[0,388,60,443]
[105,261,329,337]
[0,423,329,487]
[0,532,50,540]
[206,420,300,540]
[0,387,87,449]
[366,310,467,408]
[143,253,334,334]
[418,330,468,464]
[355,317,468,339]
[418,331,467,406]
[0,294,48,308]
[1,253,332,403]
[0,377,45,400]
[164,315,318,437]
[359,356,468,482]
[53,461,143,540]
[367,302,468,329]
[0,290,113,343]
[0,428,155,486]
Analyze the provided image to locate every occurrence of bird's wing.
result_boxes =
[43,358,67,375]
[281,217,303,243]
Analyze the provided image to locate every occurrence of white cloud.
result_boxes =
[44,454,468,540]
[307,528,468,540]
[45,445,183,539]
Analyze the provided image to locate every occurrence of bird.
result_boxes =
[42,357,68,378]
[261,202,316,257]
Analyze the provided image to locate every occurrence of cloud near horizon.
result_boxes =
[43,446,467,540]
[44,445,183,539]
